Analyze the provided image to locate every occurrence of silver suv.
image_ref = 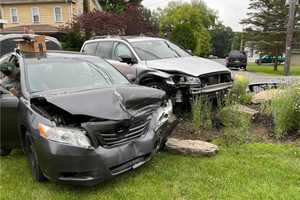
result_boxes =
[81,36,232,104]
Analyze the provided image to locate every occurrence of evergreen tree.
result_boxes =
[242,0,300,70]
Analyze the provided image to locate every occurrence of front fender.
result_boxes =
[138,69,172,84]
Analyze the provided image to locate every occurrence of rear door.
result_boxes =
[0,87,20,149]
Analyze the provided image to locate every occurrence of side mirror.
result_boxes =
[126,74,136,83]
[187,49,193,54]
[119,55,138,65]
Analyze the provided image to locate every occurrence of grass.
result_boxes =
[1,144,300,200]
[246,63,300,76]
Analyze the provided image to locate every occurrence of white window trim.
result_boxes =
[10,8,19,24]
[53,6,63,23]
[31,7,40,23]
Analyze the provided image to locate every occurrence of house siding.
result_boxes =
[1,2,74,28]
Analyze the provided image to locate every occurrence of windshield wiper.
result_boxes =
[165,42,181,58]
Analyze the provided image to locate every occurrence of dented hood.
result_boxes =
[32,86,165,121]
[146,56,230,76]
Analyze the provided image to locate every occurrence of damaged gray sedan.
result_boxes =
[0,51,174,186]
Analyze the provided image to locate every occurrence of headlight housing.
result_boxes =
[38,124,92,149]
[152,99,173,132]
[177,75,201,85]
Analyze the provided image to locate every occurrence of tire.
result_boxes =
[0,148,12,156]
[25,134,47,182]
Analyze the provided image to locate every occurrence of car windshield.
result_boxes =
[131,40,191,61]
[25,57,129,93]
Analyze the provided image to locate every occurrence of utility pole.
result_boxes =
[284,0,298,76]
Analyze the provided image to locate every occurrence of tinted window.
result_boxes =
[113,42,133,60]
[95,41,113,59]
[131,40,191,61]
[46,41,61,50]
[0,39,61,57]
[0,39,17,57]
[82,42,98,55]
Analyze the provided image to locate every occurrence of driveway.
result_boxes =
[211,59,300,84]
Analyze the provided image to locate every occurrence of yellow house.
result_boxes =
[0,0,101,34]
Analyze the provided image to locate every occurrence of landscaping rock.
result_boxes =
[252,89,281,104]
[166,138,219,157]
[237,105,259,119]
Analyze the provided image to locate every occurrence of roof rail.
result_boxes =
[90,35,123,40]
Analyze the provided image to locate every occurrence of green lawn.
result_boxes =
[247,63,300,76]
[1,144,300,200]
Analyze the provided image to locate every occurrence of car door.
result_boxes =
[108,42,137,80]
[0,86,20,149]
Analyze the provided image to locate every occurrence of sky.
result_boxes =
[141,0,251,31]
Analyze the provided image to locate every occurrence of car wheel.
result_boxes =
[25,134,47,182]
[0,148,12,156]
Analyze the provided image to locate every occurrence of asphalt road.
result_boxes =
[211,59,300,84]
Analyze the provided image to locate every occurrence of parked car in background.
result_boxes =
[226,51,247,70]
[255,55,286,65]
[0,48,174,186]
[81,36,233,106]
[0,34,61,57]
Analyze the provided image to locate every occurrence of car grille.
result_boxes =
[95,117,152,148]
[200,73,231,86]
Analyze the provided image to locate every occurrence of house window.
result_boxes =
[32,7,40,23]
[54,7,63,22]
[10,8,18,23]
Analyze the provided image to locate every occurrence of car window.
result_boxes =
[0,54,11,80]
[25,58,129,93]
[95,41,113,59]
[82,42,98,55]
[46,41,61,50]
[0,39,17,57]
[131,40,191,61]
[113,42,133,60]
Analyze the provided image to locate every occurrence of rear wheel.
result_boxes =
[25,134,47,182]
[0,148,12,156]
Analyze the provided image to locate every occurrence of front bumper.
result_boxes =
[173,82,233,103]
[33,111,176,186]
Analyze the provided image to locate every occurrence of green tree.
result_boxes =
[170,24,197,51]
[159,0,217,57]
[232,32,242,51]
[210,24,234,58]
[98,0,142,13]
[242,0,300,71]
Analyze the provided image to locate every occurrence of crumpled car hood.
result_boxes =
[145,56,230,76]
[32,86,165,121]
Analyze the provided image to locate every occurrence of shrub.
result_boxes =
[218,105,251,146]
[192,97,213,130]
[269,84,300,138]
[227,75,252,105]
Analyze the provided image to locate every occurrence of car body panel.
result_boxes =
[145,56,230,77]
[0,51,175,186]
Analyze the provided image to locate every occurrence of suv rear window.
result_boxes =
[82,42,98,55]
[95,41,113,59]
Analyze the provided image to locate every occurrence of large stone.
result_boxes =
[252,89,281,104]
[237,105,259,119]
[166,138,219,157]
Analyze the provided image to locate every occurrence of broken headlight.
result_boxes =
[153,100,173,131]
[38,124,92,149]
[177,75,201,85]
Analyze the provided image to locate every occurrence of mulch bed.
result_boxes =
[170,111,300,145]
